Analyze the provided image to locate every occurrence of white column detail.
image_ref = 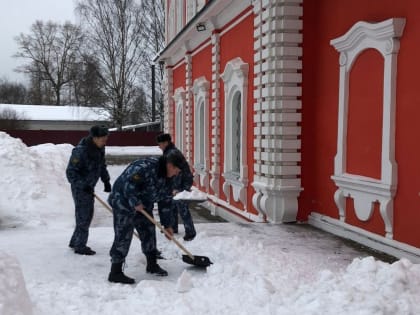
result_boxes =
[251,0,303,223]
[192,76,210,190]
[210,32,221,196]
[163,67,174,135]
[185,54,193,164]
[330,18,405,239]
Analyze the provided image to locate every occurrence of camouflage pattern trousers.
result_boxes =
[69,186,94,249]
[109,206,157,264]
[158,199,196,235]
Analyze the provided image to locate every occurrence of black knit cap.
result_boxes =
[156,133,172,143]
[90,125,109,138]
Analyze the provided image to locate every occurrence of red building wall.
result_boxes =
[219,10,255,212]
[301,0,420,248]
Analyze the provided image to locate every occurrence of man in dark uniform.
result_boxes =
[156,133,196,241]
[107,150,185,284]
[66,125,112,255]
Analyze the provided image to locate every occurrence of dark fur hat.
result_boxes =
[90,125,109,138]
[156,133,172,143]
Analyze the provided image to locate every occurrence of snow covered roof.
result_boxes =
[0,104,110,122]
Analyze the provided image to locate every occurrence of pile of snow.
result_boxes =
[173,189,207,201]
[1,131,420,315]
[0,132,74,228]
[0,251,33,315]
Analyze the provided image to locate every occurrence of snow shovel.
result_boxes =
[94,193,140,240]
[136,207,212,268]
[94,194,212,268]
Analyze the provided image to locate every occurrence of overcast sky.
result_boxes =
[0,0,76,83]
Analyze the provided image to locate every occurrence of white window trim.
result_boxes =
[330,18,405,239]
[173,87,186,152]
[192,76,210,187]
[220,57,249,205]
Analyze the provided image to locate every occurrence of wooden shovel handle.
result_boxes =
[136,207,195,260]
[94,193,140,240]
[94,193,194,260]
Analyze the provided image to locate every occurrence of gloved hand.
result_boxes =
[83,185,94,194]
[104,181,112,192]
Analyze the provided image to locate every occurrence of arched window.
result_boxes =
[197,101,205,167]
[231,91,241,175]
[173,87,186,152]
[192,76,210,187]
[176,106,184,152]
[220,57,249,204]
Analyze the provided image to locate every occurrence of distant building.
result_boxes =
[157,1,420,262]
[0,104,110,130]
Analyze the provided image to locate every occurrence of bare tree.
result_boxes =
[0,78,28,104]
[70,54,107,107]
[76,0,148,128]
[14,20,84,105]
[138,0,165,122]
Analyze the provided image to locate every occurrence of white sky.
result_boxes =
[0,0,76,82]
[1,131,420,314]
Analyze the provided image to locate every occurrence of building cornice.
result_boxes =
[156,0,252,66]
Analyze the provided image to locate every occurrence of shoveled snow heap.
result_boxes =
[1,131,420,315]
[173,189,207,201]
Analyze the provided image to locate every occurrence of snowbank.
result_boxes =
[0,251,33,315]
[0,132,74,228]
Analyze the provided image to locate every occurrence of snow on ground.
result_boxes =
[1,131,420,315]
[105,146,162,156]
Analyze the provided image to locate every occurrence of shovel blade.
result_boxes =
[182,254,212,267]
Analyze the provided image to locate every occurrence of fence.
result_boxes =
[2,129,162,146]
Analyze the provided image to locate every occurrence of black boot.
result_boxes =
[155,249,165,260]
[74,246,96,255]
[146,255,168,276]
[108,262,135,284]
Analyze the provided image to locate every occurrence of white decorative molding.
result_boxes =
[251,0,303,223]
[185,54,193,164]
[330,18,405,239]
[163,67,174,134]
[221,57,249,207]
[173,87,186,152]
[210,32,221,196]
[309,212,420,263]
[192,76,210,190]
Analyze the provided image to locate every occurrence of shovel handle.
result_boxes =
[94,194,195,260]
[136,207,195,260]
[94,193,140,240]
